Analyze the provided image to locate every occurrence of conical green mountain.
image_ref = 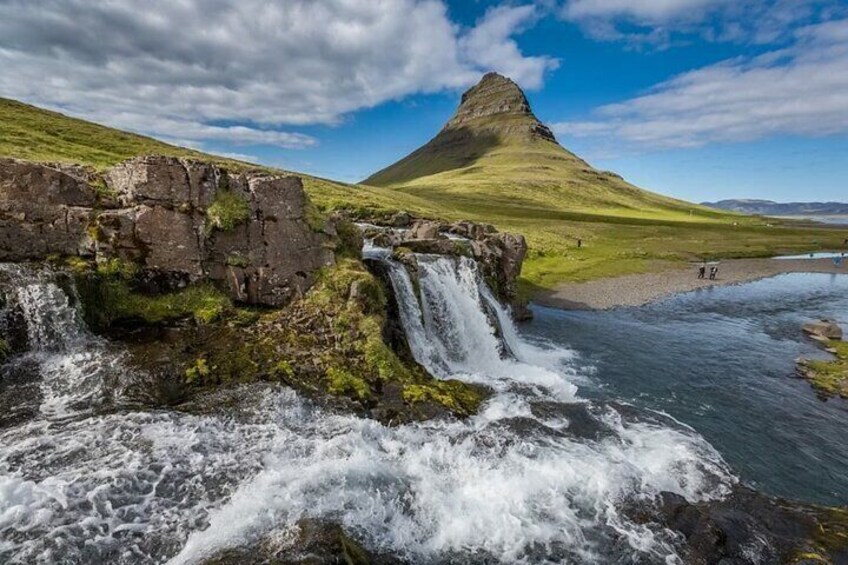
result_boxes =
[365,73,712,219]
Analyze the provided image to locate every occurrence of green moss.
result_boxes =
[803,341,848,399]
[334,219,364,259]
[327,367,371,400]
[206,190,250,234]
[270,258,483,417]
[402,380,483,416]
[77,275,231,330]
[271,360,295,379]
[89,176,117,202]
[791,506,848,563]
[225,252,250,268]
[304,200,327,233]
[184,358,210,384]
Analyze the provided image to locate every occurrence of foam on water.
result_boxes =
[0,257,735,564]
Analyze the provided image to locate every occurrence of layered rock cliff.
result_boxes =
[0,156,334,307]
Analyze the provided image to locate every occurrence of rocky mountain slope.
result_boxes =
[704,199,848,216]
[365,73,716,218]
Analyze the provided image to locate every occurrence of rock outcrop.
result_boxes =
[362,217,528,317]
[443,72,557,143]
[0,156,334,307]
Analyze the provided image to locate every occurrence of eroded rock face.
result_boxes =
[0,156,334,307]
[0,158,96,260]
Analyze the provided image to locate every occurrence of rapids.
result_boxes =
[0,257,734,564]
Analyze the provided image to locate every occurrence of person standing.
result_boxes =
[698,264,706,279]
[709,265,718,280]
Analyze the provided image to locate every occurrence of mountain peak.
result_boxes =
[444,73,557,142]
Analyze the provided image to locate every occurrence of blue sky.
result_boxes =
[2,0,847,202]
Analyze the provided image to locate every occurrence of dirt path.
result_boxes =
[534,257,847,310]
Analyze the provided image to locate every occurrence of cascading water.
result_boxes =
[0,253,735,564]
[0,264,120,418]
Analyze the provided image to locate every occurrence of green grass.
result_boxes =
[804,341,848,399]
[3,95,843,294]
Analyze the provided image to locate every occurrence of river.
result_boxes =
[0,261,845,563]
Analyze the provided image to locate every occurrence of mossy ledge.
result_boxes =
[797,340,848,399]
[68,256,484,422]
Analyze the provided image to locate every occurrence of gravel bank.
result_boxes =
[534,257,847,310]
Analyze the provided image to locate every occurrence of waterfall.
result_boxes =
[375,250,580,400]
[0,264,117,417]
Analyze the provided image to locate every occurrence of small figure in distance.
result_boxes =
[709,265,718,280]
[577,238,582,248]
[698,263,706,279]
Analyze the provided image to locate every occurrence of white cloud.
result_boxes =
[559,0,845,46]
[563,0,722,22]
[0,0,555,151]
[552,18,848,150]
[460,5,559,89]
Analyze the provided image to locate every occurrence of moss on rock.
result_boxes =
[205,189,250,233]
[71,258,232,330]
[799,340,848,399]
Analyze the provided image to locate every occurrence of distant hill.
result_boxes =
[703,199,848,216]
[365,72,722,220]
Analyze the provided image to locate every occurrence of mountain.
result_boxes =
[364,73,717,219]
[704,199,848,216]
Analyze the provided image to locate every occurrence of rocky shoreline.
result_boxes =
[535,257,847,310]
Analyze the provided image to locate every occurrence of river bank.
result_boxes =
[534,257,847,310]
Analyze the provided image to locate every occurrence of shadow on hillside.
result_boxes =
[365,127,500,186]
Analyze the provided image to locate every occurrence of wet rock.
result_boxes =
[803,319,843,341]
[401,238,466,256]
[408,219,441,240]
[643,487,845,565]
[203,519,402,565]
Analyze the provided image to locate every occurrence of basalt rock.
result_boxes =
[0,158,96,260]
[0,156,334,307]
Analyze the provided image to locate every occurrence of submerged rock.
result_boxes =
[203,519,402,565]
[803,319,844,341]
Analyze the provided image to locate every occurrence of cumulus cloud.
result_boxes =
[559,0,845,46]
[0,0,556,151]
[552,18,848,150]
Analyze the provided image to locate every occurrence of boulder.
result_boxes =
[803,319,843,341]
[408,219,441,240]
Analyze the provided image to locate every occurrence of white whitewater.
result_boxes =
[0,256,735,564]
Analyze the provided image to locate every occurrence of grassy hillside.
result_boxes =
[362,74,846,290]
[2,95,844,295]
[0,96,409,214]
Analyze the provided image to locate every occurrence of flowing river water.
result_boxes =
[1,257,844,564]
